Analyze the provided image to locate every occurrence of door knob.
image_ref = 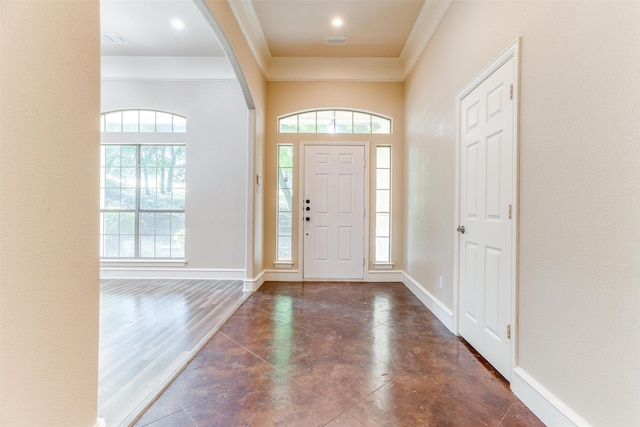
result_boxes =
[305,217,311,222]
[457,225,465,234]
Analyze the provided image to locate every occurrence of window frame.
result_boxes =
[375,145,392,266]
[276,143,294,264]
[101,109,186,133]
[278,109,392,135]
[100,109,187,260]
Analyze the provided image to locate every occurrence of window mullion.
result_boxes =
[135,145,141,258]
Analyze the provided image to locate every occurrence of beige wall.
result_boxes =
[405,1,640,425]
[204,0,267,278]
[0,1,100,426]
[265,81,404,272]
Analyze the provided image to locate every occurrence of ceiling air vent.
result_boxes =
[325,36,348,46]
[101,32,128,44]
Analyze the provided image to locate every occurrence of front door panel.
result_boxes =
[304,145,365,280]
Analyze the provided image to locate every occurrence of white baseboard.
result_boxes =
[264,269,302,282]
[258,269,404,283]
[244,270,266,292]
[401,271,454,332]
[100,267,245,280]
[511,367,592,427]
[366,269,404,282]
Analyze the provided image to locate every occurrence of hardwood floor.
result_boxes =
[134,282,544,426]
[98,279,249,427]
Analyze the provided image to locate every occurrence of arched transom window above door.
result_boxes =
[278,109,392,134]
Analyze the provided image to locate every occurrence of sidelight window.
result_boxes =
[375,146,391,263]
[276,144,294,262]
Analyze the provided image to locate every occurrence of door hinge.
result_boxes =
[507,324,512,340]
[509,84,514,100]
[508,204,512,219]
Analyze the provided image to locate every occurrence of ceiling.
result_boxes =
[100,0,451,81]
[100,0,225,57]
[250,0,425,58]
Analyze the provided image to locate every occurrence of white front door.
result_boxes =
[303,145,365,280]
[459,56,516,380]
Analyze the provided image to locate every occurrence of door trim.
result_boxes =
[298,141,370,281]
[453,38,521,377]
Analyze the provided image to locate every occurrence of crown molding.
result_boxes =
[228,0,452,82]
[400,0,454,79]
[228,0,271,75]
[266,56,405,82]
[101,56,237,80]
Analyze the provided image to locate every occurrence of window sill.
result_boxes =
[100,259,187,268]
[373,262,394,270]
[273,261,294,269]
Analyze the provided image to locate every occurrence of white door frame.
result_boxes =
[453,38,521,374]
[298,141,370,281]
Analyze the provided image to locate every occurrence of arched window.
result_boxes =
[100,110,186,259]
[278,109,391,134]
[101,109,186,133]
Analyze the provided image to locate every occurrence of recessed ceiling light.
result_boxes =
[332,17,343,27]
[171,19,185,30]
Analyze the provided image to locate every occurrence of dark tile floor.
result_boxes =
[134,282,545,426]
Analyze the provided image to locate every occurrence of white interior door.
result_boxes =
[303,145,365,280]
[459,57,516,380]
